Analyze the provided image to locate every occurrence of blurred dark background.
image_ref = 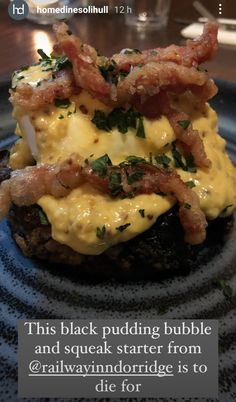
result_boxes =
[0,0,236,82]
[170,0,236,19]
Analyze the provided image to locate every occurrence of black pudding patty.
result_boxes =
[8,203,234,278]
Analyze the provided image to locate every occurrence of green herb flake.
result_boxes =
[126,108,140,129]
[221,204,233,215]
[158,305,169,315]
[136,116,145,138]
[185,154,197,173]
[108,171,122,196]
[127,169,144,184]
[171,143,186,170]
[91,154,112,177]
[118,70,129,79]
[108,108,128,133]
[184,203,191,210]
[178,120,191,130]
[116,223,131,232]
[58,114,64,119]
[19,65,29,72]
[126,155,146,165]
[151,50,158,56]
[185,180,196,188]
[197,66,208,72]
[99,59,117,84]
[37,49,50,61]
[54,55,72,71]
[124,48,142,55]
[39,210,49,226]
[139,209,145,218]
[172,143,197,173]
[213,278,233,299]
[96,225,106,239]
[91,110,110,132]
[42,67,53,72]
[54,98,71,109]
[155,154,171,168]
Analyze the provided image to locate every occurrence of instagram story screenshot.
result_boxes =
[0,1,236,401]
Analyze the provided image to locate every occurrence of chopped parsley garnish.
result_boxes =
[54,98,71,109]
[158,305,169,315]
[151,50,158,56]
[123,48,142,55]
[221,204,233,214]
[126,108,140,129]
[91,107,145,138]
[184,203,191,210]
[90,154,112,177]
[185,154,197,173]
[136,116,145,138]
[54,55,72,71]
[171,143,197,173]
[92,110,110,131]
[116,223,131,232]
[197,66,208,72]
[108,171,122,195]
[178,120,191,130]
[213,278,233,299]
[58,114,64,119]
[39,210,49,226]
[186,180,196,188]
[155,154,171,168]
[19,65,29,72]
[139,209,145,218]
[96,225,106,239]
[121,191,135,199]
[37,49,50,60]
[127,169,144,184]
[108,108,129,133]
[118,70,129,79]
[99,59,117,84]
[125,155,146,165]
[171,142,186,170]
[42,67,53,72]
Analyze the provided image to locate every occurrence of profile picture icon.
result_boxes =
[8,0,29,20]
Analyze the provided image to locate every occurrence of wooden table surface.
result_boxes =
[0,0,236,83]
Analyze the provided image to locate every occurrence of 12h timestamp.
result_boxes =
[114,5,132,14]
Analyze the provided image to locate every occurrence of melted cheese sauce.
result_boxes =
[11,65,236,255]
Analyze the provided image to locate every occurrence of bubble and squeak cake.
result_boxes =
[0,22,236,274]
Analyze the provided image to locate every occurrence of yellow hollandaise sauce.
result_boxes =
[10,65,236,255]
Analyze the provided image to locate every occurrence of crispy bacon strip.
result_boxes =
[116,62,213,105]
[53,22,111,99]
[10,69,77,111]
[112,22,218,70]
[0,158,207,244]
[52,22,218,106]
[10,22,218,112]
[168,108,211,168]
[0,158,83,220]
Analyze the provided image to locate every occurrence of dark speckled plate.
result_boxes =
[0,80,236,402]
